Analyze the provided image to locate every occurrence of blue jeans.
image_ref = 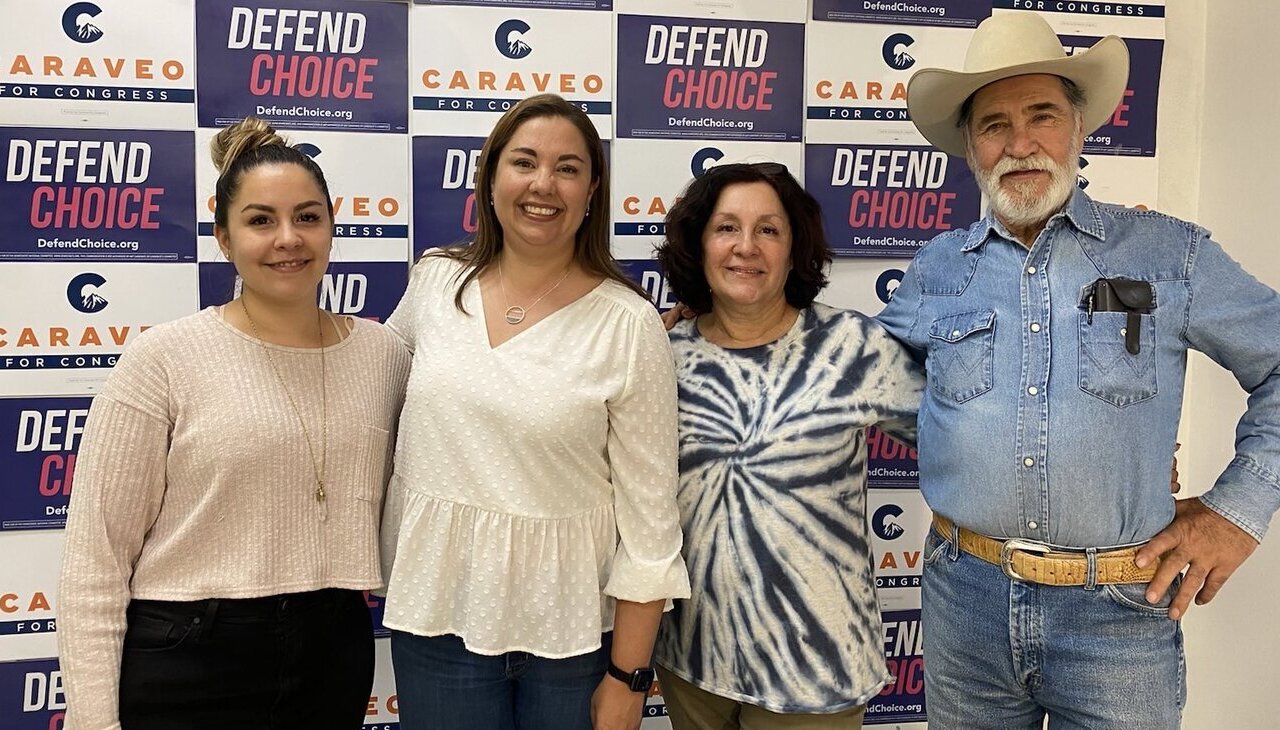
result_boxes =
[390,631,611,730]
[920,526,1185,730]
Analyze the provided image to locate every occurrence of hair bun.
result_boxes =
[210,117,288,174]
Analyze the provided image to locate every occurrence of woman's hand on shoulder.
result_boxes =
[659,303,695,331]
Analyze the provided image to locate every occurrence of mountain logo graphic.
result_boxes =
[62,2,104,44]
[495,19,533,60]
[882,33,916,71]
[873,504,906,541]
[67,272,109,313]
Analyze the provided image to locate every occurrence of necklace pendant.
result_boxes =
[504,305,527,325]
[315,482,326,503]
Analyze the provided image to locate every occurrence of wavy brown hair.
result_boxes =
[432,94,643,311]
[656,163,831,314]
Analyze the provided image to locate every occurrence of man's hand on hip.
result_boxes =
[1135,497,1258,620]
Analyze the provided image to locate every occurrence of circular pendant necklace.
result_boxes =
[497,260,571,325]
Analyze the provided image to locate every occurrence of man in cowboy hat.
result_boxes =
[877,11,1280,729]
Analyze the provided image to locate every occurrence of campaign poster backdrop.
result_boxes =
[619,259,679,313]
[0,658,64,729]
[805,21,973,145]
[0,0,196,130]
[197,261,407,322]
[867,608,927,724]
[0,530,62,664]
[365,640,398,729]
[0,128,196,263]
[411,135,485,256]
[0,398,91,532]
[813,0,991,28]
[807,142,979,257]
[616,15,805,142]
[195,0,409,133]
[410,5,613,137]
[1068,35,1163,157]
[0,262,197,396]
[610,138,803,260]
[992,1,1167,40]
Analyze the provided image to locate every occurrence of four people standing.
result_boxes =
[54,13,1280,728]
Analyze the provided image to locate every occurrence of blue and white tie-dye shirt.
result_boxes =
[654,302,924,713]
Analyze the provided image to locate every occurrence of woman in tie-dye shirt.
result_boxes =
[653,163,924,729]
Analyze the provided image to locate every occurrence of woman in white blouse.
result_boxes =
[380,93,690,730]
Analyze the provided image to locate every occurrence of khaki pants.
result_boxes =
[656,666,866,730]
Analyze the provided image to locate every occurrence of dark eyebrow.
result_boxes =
[239,200,326,213]
[509,147,587,164]
[1028,101,1066,114]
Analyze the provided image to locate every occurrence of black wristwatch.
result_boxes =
[607,661,656,692]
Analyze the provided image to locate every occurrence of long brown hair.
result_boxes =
[431,93,644,311]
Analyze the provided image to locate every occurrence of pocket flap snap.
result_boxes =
[928,310,996,343]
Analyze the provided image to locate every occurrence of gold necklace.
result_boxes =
[497,260,571,325]
[240,299,329,513]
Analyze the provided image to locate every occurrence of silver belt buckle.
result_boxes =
[1000,538,1052,582]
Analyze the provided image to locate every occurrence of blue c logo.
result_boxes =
[872,504,906,541]
[1076,156,1090,189]
[496,19,532,59]
[67,272,108,313]
[875,269,905,304]
[295,143,322,159]
[62,2,104,43]
[690,147,724,178]
[882,33,915,71]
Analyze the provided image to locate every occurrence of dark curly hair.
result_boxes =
[656,163,831,314]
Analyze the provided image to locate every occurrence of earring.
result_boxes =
[490,197,495,206]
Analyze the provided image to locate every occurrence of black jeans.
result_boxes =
[118,588,374,730]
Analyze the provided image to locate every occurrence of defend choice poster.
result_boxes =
[616,14,804,142]
[195,0,409,132]
[805,142,980,257]
[0,397,91,531]
[0,127,196,263]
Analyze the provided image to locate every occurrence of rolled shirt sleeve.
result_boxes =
[1184,235,1280,541]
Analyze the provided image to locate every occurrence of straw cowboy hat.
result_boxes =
[906,12,1129,157]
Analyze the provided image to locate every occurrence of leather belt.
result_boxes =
[932,515,1159,586]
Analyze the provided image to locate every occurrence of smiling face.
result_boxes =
[701,181,793,312]
[214,162,332,307]
[965,74,1085,230]
[490,115,598,257]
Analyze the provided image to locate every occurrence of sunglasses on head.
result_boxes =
[703,161,792,179]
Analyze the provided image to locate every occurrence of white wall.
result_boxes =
[1164,3,1280,728]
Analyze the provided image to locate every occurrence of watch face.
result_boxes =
[629,668,656,692]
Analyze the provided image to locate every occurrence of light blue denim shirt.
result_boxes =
[878,188,1280,547]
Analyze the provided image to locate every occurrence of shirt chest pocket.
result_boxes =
[927,310,996,404]
[1078,311,1158,407]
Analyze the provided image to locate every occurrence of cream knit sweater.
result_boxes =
[57,307,410,730]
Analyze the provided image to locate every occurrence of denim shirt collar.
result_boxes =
[961,188,1107,252]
